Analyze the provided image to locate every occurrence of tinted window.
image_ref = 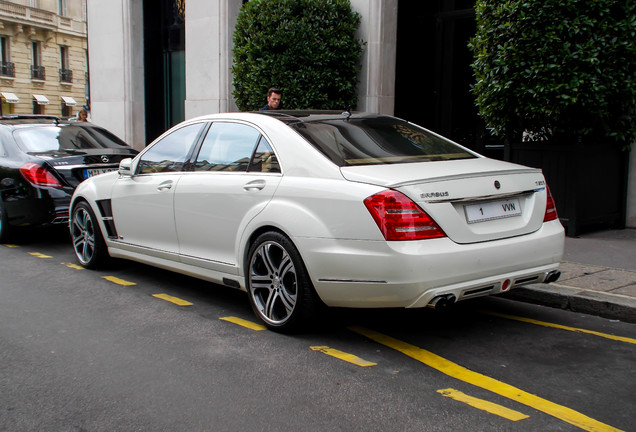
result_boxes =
[137,123,204,174]
[13,124,129,152]
[194,122,260,172]
[290,116,476,167]
[248,136,280,173]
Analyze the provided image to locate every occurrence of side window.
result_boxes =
[194,122,260,172]
[248,136,281,173]
[137,123,203,174]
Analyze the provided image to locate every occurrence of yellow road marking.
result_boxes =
[482,311,636,345]
[437,388,529,421]
[220,316,267,331]
[29,252,52,258]
[310,346,377,367]
[62,262,84,270]
[3,244,18,248]
[102,276,136,286]
[350,326,624,432]
[152,293,193,306]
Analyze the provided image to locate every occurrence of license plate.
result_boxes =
[84,168,115,179]
[464,198,522,224]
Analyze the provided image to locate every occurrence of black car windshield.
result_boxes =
[13,124,129,153]
[289,116,476,167]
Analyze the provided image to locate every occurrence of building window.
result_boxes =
[61,102,73,117]
[31,41,45,80]
[30,0,40,8]
[59,46,72,83]
[33,100,44,115]
[58,0,67,16]
[0,36,14,77]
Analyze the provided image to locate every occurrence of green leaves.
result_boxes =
[232,0,364,111]
[470,0,636,145]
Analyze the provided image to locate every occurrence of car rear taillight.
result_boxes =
[543,185,558,222]
[364,190,446,241]
[19,163,63,188]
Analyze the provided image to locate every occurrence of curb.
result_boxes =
[502,283,636,324]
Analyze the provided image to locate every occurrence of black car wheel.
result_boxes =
[0,201,11,243]
[70,201,108,269]
[246,231,320,332]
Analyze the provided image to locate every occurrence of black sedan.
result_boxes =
[0,116,137,242]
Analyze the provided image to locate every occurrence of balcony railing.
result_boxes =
[31,65,45,80]
[0,1,86,35]
[0,61,15,77]
[59,68,72,83]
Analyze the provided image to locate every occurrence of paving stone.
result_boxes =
[558,262,606,280]
[561,269,636,292]
[612,284,636,297]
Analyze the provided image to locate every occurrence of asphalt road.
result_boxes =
[1,227,635,432]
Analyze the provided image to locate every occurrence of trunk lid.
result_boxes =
[36,148,138,188]
[341,158,549,244]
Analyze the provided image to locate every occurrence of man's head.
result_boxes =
[266,87,282,110]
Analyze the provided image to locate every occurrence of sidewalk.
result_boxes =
[504,228,636,323]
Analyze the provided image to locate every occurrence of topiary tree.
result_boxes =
[232,0,364,111]
[470,0,636,146]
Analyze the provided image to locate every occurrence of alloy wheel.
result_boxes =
[71,206,96,265]
[249,240,298,325]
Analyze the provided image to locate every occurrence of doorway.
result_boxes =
[143,0,186,144]
[395,1,501,156]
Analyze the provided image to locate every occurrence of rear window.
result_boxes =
[289,116,476,167]
[13,124,129,153]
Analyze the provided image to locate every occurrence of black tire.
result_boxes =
[0,200,11,243]
[70,201,109,269]
[246,231,320,332]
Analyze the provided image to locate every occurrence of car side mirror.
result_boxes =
[118,158,133,177]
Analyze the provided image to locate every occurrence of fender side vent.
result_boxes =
[96,199,118,238]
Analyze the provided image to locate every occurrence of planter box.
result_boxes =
[509,142,629,237]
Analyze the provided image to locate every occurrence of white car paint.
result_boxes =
[70,112,564,316]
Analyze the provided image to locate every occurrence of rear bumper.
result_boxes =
[3,190,71,227]
[294,220,564,308]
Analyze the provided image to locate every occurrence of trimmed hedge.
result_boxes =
[470,0,636,145]
[232,0,364,111]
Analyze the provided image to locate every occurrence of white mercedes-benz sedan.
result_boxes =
[69,111,564,331]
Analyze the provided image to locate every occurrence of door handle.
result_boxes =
[157,180,173,191]
[243,179,266,191]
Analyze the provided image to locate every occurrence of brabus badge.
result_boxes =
[494,180,501,189]
[420,191,450,199]
[101,155,110,163]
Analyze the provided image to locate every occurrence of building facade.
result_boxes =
[86,0,635,229]
[0,0,87,117]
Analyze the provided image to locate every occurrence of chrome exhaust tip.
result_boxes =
[545,270,561,283]
[427,294,457,310]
